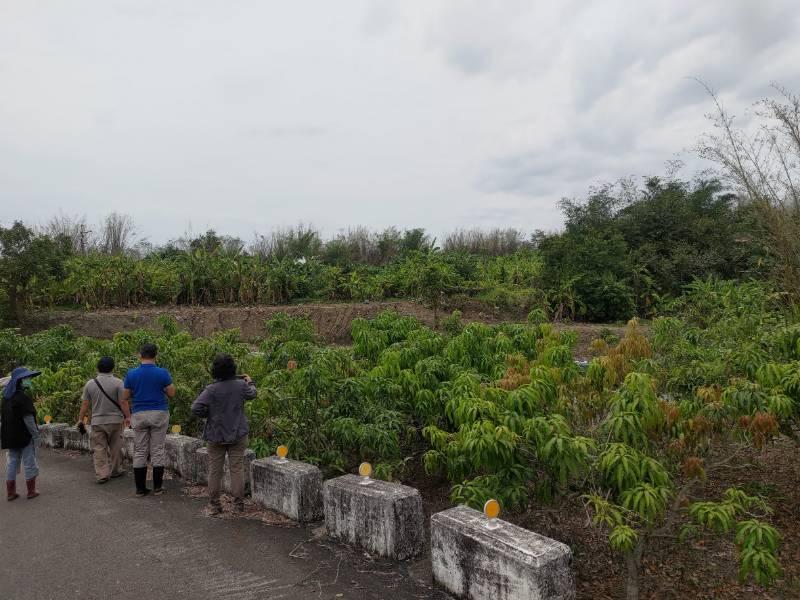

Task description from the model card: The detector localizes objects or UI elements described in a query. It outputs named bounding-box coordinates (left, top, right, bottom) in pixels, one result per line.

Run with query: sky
left=1, top=1, right=799, bottom=245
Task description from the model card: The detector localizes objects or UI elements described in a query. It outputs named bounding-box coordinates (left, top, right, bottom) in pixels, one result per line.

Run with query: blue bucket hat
left=2, top=367, right=41, bottom=400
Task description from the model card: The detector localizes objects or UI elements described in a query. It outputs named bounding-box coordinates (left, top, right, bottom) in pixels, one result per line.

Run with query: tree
left=99, top=212, right=135, bottom=255
left=537, top=195, right=634, bottom=321
left=697, top=81, right=800, bottom=298
left=44, top=213, right=93, bottom=255
left=400, top=228, right=434, bottom=255
left=536, top=176, right=754, bottom=320
left=0, top=222, right=71, bottom=323
left=397, top=251, right=457, bottom=326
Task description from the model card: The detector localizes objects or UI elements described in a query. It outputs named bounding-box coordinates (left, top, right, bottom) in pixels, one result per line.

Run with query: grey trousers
left=131, top=410, right=169, bottom=468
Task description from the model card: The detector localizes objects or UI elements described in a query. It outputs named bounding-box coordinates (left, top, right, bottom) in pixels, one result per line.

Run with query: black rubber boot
left=152, top=466, right=165, bottom=496
left=133, top=467, right=150, bottom=497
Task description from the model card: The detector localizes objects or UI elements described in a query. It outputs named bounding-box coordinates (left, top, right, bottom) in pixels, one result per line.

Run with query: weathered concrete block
left=62, top=425, right=91, bottom=452
left=122, top=428, right=135, bottom=461
left=323, top=474, right=424, bottom=560
left=39, top=423, right=69, bottom=448
left=250, top=457, right=323, bottom=522
left=431, top=505, right=574, bottom=600
left=193, top=446, right=255, bottom=494
left=164, top=434, right=203, bottom=478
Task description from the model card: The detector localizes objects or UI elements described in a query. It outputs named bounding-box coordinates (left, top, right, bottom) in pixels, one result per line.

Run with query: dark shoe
left=110, top=471, right=125, bottom=479
left=6, top=480, right=19, bottom=501
left=97, top=477, right=109, bottom=484
left=152, top=466, right=165, bottom=495
left=26, top=478, right=39, bottom=499
left=133, top=467, right=150, bottom=496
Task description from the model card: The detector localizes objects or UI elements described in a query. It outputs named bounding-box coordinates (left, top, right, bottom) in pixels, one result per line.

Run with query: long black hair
left=211, top=353, right=237, bottom=381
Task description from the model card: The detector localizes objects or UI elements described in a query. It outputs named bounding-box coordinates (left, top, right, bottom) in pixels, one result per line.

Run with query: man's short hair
left=139, top=343, right=158, bottom=359
left=97, top=356, right=115, bottom=373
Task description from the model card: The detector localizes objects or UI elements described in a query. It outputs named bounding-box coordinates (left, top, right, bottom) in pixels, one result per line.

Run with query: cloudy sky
left=1, top=1, right=799, bottom=244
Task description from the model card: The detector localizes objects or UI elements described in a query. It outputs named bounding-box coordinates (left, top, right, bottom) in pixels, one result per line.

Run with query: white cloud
left=0, top=0, right=798, bottom=242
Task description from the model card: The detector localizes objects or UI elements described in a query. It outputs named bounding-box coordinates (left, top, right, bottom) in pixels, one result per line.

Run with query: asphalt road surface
left=0, top=449, right=448, bottom=600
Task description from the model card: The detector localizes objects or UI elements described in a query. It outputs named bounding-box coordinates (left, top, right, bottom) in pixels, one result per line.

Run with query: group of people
left=2, top=343, right=256, bottom=514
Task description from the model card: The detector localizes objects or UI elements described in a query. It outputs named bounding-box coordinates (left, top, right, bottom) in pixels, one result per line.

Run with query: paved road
left=0, top=449, right=447, bottom=600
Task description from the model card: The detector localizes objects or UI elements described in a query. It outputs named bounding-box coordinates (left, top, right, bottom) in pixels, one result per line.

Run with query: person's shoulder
left=123, top=367, right=139, bottom=385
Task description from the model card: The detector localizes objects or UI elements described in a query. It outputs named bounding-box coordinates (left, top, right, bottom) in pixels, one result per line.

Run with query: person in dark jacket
left=2, top=367, right=42, bottom=501
left=191, top=354, right=256, bottom=514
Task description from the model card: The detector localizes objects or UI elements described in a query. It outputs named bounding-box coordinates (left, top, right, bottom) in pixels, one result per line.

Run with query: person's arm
left=241, top=375, right=257, bottom=401
left=23, top=414, right=39, bottom=441
left=76, top=399, right=90, bottom=427
left=118, top=384, right=131, bottom=426
left=76, top=383, right=91, bottom=426
left=163, top=370, right=176, bottom=399
left=122, top=372, right=133, bottom=409
left=191, top=386, right=210, bottom=418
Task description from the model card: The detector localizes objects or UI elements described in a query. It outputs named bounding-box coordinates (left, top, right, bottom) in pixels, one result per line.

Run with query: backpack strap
left=93, top=378, right=125, bottom=416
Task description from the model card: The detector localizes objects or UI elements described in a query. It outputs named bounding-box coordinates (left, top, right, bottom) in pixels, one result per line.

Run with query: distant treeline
left=0, top=176, right=765, bottom=324
left=3, top=83, right=798, bottom=325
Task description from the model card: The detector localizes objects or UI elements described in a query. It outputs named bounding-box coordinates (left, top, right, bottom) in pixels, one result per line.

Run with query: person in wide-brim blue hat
left=1, top=366, right=42, bottom=500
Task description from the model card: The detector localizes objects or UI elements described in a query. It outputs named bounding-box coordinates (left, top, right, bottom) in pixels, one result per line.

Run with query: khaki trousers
left=91, top=422, right=124, bottom=480
left=131, top=410, right=169, bottom=469
left=207, top=435, right=248, bottom=501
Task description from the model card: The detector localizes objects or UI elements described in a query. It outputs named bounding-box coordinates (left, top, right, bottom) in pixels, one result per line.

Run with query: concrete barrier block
left=250, top=457, right=323, bottom=522
left=193, top=446, right=255, bottom=494
left=122, top=428, right=135, bottom=461
left=62, top=425, right=91, bottom=452
left=39, top=423, right=69, bottom=448
left=323, top=474, right=424, bottom=560
left=431, top=505, right=575, bottom=600
left=164, top=434, right=203, bottom=478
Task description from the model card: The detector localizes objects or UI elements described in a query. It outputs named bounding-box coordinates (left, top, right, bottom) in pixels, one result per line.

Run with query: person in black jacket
left=1, top=367, right=42, bottom=501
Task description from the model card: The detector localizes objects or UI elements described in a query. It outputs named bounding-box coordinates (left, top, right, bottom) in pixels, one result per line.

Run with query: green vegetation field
left=3, top=279, right=799, bottom=597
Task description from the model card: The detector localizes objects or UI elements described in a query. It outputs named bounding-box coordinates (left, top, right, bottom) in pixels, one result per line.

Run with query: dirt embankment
left=22, top=301, right=631, bottom=357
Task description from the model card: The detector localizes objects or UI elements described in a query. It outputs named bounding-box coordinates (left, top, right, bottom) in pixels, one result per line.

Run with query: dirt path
left=23, top=302, right=633, bottom=358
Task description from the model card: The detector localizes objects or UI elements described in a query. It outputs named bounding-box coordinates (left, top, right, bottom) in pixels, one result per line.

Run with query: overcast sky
left=1, top=1, right=799, bottom=244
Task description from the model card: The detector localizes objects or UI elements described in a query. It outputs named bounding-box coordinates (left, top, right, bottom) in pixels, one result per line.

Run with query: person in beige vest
left=77, top=357, right=131, bottom=483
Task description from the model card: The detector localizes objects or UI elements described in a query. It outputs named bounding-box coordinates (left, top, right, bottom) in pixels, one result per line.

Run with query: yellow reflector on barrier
left=171, top=424, right=181, bottom=434
left=276, top=445, right=289, bottom=459
left=358, top=462, right=373, bottom=479
left=44, top=415, right=52, bottom=424
left=484, top=498, right=501, bottom=520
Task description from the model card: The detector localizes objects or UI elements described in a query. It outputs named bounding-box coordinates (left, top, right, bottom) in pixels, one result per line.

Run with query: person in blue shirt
left=122, top=343, right=175, bottom=497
